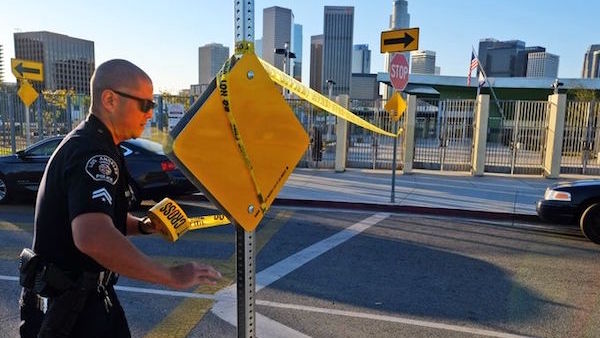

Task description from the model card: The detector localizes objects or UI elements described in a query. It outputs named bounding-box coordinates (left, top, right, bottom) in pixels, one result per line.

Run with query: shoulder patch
left=85, top=155, right=120, bottom=185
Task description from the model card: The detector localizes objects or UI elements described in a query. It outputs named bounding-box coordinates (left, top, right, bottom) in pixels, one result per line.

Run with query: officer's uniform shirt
left=33, top=114, right=130, bottom=274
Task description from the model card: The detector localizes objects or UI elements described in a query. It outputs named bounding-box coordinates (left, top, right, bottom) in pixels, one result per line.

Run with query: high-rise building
left=14, top=31, right=94, bottom=93
left=477, top=39, right=525, bottom=77
left=198, top=43, right=229, bottom=86
left=582, top=44, right=600, bottom=78
left=0, top=44, right=4, bottom=84
left=262, top=6, right=294, bottom=73
left=410, top=50, right=436, bottom=74
left=255, top=38, right=262, bottom=58
left=385, top=0, right=410, bottom=73
left=322, top=6, right=354, bottom=96
left=293, top=24, right=303, bottom=80
left=352, top=44, right=371, bottom=74
left=515, top=46, right=545, bottom=77
left=310, top=34, right=324, bottom=92
left=526, top=52, right=559, bottom=78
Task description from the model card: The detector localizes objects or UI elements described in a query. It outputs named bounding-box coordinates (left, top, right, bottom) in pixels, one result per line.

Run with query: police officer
left=20, top=59, right=221, bottom=337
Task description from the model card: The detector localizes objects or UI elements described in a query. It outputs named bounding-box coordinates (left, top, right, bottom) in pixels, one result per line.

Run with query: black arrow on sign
left=383, top=33, right=415, bottom=47
left=15, top=63, right=41, bottom=77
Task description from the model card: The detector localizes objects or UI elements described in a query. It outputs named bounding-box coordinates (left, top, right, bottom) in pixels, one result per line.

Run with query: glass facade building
left=14, top=31, right=94, bottom=94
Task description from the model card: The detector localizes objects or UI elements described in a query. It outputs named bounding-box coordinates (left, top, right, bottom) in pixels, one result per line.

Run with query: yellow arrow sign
left=17, top=80, right=39, bottom=107
left=380, top=28, right=419, bottom=53
left=11, top=58, right=44, bottom=82
left=384, top=92, right=406, bottom=122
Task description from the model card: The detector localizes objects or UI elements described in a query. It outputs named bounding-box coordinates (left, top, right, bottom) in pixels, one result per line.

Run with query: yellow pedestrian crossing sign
left=384, top=92, right=406, bottom=121
left=17, top=80, right=39, bottom=107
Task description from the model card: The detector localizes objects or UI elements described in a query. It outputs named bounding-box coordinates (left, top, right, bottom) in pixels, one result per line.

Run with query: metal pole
left=66, top=95, right=72, bottom=130
left=8, top=94, right=16, bottom=154
left=25, top=102, right=31, bottom=147
left=37, top=96, right=43, bottom=140
left=391, top=119, right=398, bottom=203
left=234, top=1, right=256, bottom=337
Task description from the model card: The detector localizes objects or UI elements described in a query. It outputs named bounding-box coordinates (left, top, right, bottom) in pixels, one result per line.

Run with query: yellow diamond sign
left=165, top=53, right=309, bottom=232
left=384, top=92, right=406, bottom=121
left=18, top=80, right=39, bottom=107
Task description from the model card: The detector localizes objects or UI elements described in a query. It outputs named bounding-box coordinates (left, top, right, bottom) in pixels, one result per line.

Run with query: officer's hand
left=168, top=262, right=222, bottom=289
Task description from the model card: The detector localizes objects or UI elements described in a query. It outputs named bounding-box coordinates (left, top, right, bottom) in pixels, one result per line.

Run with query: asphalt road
left=1, top=201, right=599, bottom=338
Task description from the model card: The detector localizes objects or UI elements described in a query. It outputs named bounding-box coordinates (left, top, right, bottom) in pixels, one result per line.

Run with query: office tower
left=435, top=66, right=441, bottom=75
left=14, top=31, right=94, bottom=93
left=582, top=44, right=600, bottom=78
left=293, top=24, right=302, bottom=80
left=477, top=39, right=526, bottom=77
left=0, top=44, right=3, bottom=84
left=198, top=43, right=229, bottom=86
left=352, top=44, right=371, bottom=74
left=385, top=1, right=410, bottom=72
left=310, top=34, right=324, bottom=92
left=255, top=38, right=262, bottom=58
left=410, top=50, right=436, bottom=74
left=526, top=52, right=559, bottom=78
left=262, top=6, right=294, bottom=73
left=322, top=6, right=354, bottom=96
left=515, top=46, right=545, bottom=77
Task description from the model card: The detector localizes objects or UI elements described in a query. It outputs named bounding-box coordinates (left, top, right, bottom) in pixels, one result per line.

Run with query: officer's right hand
left=168, top=262, right=222, bottom=289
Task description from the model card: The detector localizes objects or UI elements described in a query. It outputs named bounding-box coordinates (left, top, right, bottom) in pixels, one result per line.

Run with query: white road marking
left=0, top=211, right=532, bottom=337
left=256, top=300, right=534, bottom=338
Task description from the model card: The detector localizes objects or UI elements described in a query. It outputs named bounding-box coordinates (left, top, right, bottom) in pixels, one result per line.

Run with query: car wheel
left=0, top=175, right=9, bottom=204
left=580, top=202, right=600, bottom=244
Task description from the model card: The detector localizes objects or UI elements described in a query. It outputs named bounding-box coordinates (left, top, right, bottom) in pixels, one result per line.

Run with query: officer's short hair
left=90, top=59, right=152, bottom=110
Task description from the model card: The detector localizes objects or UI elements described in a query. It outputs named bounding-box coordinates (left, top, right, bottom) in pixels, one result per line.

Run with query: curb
left=180, top=195, right=542, bottom=223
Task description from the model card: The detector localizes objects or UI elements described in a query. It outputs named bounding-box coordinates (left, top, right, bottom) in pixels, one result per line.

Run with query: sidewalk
left=277, top=168, right=592, bottom=220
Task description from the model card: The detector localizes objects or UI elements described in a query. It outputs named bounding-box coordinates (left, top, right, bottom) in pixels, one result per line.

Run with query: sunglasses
left=111, top=89, right=156, bottom=113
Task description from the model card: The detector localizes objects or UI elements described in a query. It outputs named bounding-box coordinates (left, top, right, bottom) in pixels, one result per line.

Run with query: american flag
left=467, top=52, right=479, bottom=86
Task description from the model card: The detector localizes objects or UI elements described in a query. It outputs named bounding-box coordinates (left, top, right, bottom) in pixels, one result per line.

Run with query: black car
left=537, top=180, right=600, bottom=244
left=0, top=136, right=197, bottom=208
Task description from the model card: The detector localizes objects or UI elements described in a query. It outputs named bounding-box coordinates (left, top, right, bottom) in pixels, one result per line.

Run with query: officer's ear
left=101, top=89, right=119, bottom=113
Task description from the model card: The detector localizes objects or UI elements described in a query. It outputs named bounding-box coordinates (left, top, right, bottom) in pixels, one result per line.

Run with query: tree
left=568, top=87, right=598, bottom=102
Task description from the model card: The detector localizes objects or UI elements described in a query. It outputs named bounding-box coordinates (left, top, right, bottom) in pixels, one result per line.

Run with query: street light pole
left=274, top=42, right=296, bottom=99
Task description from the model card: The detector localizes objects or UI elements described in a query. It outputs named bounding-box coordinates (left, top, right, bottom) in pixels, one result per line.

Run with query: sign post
left=12, top=59, right=44, bottom=147
left=382, top=28, right=415, bottom=202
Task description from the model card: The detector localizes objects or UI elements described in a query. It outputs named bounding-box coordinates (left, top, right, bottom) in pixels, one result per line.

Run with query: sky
left=0, top=0, right=596, bottom=93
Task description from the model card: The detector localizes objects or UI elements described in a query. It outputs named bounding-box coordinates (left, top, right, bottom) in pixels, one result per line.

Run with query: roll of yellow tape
left=148, top=197, right=191, bottom=242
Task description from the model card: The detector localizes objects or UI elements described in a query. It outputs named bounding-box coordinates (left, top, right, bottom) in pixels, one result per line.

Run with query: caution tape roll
left=148, top=197, right=229, bottom=242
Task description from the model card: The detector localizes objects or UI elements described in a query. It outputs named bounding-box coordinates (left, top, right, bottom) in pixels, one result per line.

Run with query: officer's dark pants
left=20, top=286, right=130, bottom=338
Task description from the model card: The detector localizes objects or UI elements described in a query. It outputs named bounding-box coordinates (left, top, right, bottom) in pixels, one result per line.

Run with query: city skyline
left=0, top=0, right=597, bottom=92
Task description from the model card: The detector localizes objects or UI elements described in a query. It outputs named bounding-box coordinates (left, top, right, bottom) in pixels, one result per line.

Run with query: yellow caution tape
left=217, top=52, right=268, bottom=213
left=259, top=57, right=400, bottom=138
left=148, top=197, right=229, bottom=242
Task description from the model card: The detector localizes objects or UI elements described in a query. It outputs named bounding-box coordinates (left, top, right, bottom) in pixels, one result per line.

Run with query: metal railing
left=562, top=100, right=600, bottom=175
left=485, top=100, right=549, bottom=174
left=413, top=98, right=474, bottom=171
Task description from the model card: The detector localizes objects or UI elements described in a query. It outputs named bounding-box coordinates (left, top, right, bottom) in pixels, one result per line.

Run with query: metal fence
left=289, top=98, right=402, bottom=170
left=485, top=100, right=549, bottom=174
left=413, top=98, right=475, bottom=171
left=2, top=89, right=600, bottom=177
left=562, top=100, right=600, bottom=175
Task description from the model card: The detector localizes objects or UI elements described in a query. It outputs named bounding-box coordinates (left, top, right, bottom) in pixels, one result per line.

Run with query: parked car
left=0, top=136, right=197, bottom=208
left=536, top=180, right=600, bottom=244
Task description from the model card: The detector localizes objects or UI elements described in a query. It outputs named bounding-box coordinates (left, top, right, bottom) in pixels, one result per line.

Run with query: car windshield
left=124, top=138, right=164, bottom=155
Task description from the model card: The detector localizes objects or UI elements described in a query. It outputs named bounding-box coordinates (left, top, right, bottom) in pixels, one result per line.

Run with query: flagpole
left=472, top=47, right=505, bottom=120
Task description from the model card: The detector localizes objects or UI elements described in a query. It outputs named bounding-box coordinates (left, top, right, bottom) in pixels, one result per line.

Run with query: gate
left=485, top=100, right=548, bottom=174
left=413, top=98, right=474, bottom=171
left=291, top=99, right=336, bottom=169
left=347, top=99, right=403, bottom=169
left=561, top=100, right=600, bottom=175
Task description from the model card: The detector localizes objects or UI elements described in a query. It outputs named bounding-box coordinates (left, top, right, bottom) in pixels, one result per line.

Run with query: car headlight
left=544, top=188, right=571, bottom=201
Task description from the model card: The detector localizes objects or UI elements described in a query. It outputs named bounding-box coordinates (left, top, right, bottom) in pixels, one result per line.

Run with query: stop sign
left=389, top=53, right=409, bottom=91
